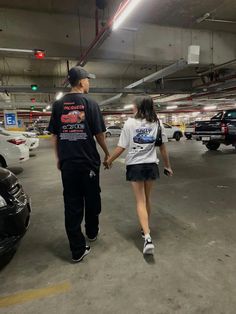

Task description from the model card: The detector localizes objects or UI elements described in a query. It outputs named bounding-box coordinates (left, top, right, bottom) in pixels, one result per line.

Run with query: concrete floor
left=0, top=138, right=236, bottom=314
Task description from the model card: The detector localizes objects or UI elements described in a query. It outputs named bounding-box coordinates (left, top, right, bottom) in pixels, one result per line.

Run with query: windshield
left=211, top=112, right=223, bottom=120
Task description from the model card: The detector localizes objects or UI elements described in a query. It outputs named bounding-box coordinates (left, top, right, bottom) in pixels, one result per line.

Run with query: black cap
left=68, top=66, right=96, bottom=85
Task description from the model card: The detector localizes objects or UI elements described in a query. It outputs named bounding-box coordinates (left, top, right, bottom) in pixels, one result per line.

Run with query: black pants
left=61, top=166, right=101, bottom=255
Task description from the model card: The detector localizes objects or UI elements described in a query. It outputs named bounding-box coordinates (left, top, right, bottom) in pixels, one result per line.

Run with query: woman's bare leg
left=144, top=180, right=154, bottom=218
left=131, top=181, right=150, bottom=235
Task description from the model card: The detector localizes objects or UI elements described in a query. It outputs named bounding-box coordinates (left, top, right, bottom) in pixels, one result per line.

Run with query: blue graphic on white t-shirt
left=133, top=133, right=155, bottom=144
left=133, top=127, right=155, bottom=144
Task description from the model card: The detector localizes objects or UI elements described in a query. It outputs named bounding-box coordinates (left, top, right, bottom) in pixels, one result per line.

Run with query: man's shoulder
left=52, top=100, right=63, bottom=111
left=78, top=94, right=98, bottom=106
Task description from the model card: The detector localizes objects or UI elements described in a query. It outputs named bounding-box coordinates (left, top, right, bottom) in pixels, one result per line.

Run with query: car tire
left=106, top=132, right=111, bottom=137
left=0, top=156, right=7, bottom=168
left=174, top=132, right=181, bottom=141
left=206, top=142, right=220, bottom=151
left=186, top=134, right=192, bottom=140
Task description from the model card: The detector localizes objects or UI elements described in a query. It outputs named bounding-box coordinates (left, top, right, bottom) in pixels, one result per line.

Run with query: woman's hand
left=164, top=167, right=173, bottom=176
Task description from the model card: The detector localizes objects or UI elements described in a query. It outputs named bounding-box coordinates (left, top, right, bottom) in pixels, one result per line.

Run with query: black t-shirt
left=48, top=93, right=106, bottom=171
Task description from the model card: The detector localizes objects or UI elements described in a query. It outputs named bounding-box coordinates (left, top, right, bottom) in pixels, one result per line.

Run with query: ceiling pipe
left=205, top=18, right=236, bottom=24
left=76, top=0, right=136, bottom=67
left=198, top=59, right=236, bottom=76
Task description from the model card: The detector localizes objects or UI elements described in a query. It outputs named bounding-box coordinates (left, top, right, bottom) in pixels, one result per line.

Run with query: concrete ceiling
left=1, top=0, right=236, bottom=32
left=1, top=0, right=236, bottom=111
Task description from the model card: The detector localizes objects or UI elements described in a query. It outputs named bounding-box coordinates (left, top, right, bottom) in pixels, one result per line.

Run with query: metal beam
left=125, top=59, right=188, bottom=89
left=100, top=59, right=190, bottom=106
left=0, top=86, right=188, bottom=95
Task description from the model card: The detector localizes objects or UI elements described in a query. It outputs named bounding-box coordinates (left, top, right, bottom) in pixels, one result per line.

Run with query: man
left=48, top=66, right=109, bottom=263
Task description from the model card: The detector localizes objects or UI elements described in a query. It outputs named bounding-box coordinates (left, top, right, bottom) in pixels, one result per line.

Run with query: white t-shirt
left=118, top=118, right=168, bottom=166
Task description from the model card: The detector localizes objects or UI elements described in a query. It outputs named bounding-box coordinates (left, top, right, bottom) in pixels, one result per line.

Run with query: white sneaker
left=143, top=238, right=154, bottom=255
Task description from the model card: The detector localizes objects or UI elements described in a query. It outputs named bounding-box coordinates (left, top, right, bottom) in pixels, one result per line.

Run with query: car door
left=163, top=123, right=173, bottom=139
left=224, top=110, right=236, bottom=141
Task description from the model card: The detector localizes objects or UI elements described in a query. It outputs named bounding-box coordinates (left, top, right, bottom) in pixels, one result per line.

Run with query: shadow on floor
left=45, top=237, right=70, bottom=262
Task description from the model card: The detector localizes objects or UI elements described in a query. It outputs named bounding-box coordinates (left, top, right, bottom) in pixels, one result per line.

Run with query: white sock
left=144, top=233, right=151, bottom=240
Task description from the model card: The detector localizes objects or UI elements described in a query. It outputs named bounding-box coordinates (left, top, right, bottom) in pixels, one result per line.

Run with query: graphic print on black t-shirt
left=48, top=93, right=106, bottom=170
left=60, top=102, right=87, bottom=142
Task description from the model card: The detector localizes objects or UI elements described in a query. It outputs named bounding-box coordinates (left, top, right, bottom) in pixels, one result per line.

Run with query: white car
left=105, top=126, right=122, bottom=137
left=163, top=123, right=183, bottom=141
left=0, top=128, right=39, bottom=151
left=0, top=131, right=29, bottom=168
left=184, top=122, right=195, bottom=139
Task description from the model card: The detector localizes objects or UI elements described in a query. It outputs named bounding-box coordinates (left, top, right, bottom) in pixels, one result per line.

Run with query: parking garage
left=0, top=1, right=236, bottom=313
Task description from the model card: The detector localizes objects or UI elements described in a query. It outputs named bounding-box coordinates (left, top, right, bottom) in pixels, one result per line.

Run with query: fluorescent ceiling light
left=166, top=105, right=178, bottom=110
left=46, top=105, right=51, bottom=110
left=124, top=104, right=133, bottom=110
left=204, top=105, right=217, bottom=110
left=56, top=92, right=63, bottom=100
left=113, top=0, right=143, bottom=31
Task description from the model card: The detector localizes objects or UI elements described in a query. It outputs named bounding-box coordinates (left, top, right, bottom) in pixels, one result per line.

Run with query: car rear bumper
left=0, top=200, right=31, bottom=256
left=19, top=145, right=30, bottom=162
left=193, top=134, right=225, bottom=141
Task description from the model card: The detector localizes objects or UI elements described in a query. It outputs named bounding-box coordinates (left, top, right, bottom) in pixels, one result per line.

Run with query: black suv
left=0, top=168, right=31, bottom=265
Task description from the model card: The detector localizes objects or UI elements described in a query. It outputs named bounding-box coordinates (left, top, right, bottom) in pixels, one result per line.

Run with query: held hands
left=103, top=154, right=112, bottom=170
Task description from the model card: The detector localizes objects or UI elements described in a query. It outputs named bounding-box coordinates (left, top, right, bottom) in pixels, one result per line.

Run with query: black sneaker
left=72, top=246, right=91, bottom=263
left=87, top=229, right=100, bottom=242
left=143, top=238, right=154, bottom=255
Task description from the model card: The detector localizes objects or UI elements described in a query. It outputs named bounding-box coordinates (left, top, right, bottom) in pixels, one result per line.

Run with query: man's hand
left=103, top=157, right=112, bottom=170
left=104, top=154, right=110, bottom=163
left=103, top=154, right=111, bottom=170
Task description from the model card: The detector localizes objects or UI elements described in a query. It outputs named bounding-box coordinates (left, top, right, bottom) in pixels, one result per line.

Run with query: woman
left=105, top=96, right=173, bottom=255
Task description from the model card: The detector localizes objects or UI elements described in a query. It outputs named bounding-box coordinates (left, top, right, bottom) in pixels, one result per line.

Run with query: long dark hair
left=134, top=96, right=157, bottom=123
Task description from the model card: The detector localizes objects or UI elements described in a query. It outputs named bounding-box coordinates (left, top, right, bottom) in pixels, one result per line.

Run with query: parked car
left=184, top=122, right=195, bottom=139
left=163, top=123, right=183, bottom=141
left=105, top=126, right=122, bottom=137
left=0, top=127, right=39, bottom=151
left=0, top=132, right=29, bottom=168
left=194, top=109, right=236, bottom=150
left=0, top=167, right=31, bottom=266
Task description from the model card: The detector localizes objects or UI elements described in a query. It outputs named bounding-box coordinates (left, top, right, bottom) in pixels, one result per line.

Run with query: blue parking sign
left=4, top=111, right=18, bottom=128
left=6, top=113, right=17, bottom=126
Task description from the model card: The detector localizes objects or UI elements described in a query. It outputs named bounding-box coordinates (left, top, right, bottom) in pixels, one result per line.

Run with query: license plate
left=202, top=137, right=210, bottom=141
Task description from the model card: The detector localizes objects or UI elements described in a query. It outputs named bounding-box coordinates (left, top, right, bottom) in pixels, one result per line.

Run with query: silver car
left=105, top=126, right=122, bottom=137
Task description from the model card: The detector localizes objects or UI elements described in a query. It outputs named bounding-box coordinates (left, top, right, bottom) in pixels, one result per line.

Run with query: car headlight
left=0, top=195, right=7, bottom=208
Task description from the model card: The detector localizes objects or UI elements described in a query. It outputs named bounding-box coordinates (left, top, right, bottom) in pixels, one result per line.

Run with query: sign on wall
left=4, top=110, right=18, bottom=129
